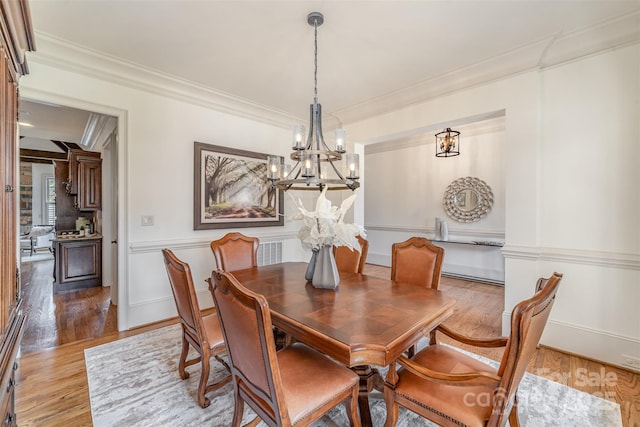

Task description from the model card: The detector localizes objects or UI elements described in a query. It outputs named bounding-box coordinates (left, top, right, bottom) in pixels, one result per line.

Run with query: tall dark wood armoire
left=0, top=0, right=35, bottom=424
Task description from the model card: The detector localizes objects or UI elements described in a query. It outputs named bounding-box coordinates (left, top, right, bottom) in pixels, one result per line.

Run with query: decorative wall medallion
left=443, top=177, right=493, bottom=222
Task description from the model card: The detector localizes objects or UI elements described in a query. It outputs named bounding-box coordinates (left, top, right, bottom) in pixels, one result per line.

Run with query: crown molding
left=29, top=32, right=300, bottom=130
left=335, top=11, right=640, bottom=125
left=539, top=10, right=640, bottom=68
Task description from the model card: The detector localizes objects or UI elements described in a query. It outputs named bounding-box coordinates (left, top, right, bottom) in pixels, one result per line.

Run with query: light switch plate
left=141, top=215, right=154, bottom=226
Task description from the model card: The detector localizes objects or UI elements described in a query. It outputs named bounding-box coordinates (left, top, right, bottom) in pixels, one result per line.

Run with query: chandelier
left=435, top=127, right=460, bottom=158
left=267, top=12, right=360, bottom=192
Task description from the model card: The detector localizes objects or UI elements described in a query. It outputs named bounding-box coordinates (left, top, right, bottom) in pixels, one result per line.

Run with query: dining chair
left=161, top=249, right=231, bottom=408
left=210, top=232, right=259, bottom=271
left=333, top=235, right=369, bottom=274
left=209, top=270, right=361, bottom=427
left=390, top=236, right=444, bottom=289
left=383, top=272, right=563, bottom=427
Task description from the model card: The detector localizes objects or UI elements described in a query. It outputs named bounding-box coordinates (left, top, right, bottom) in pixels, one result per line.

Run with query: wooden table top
left=231, top=262, right=456, bottom=367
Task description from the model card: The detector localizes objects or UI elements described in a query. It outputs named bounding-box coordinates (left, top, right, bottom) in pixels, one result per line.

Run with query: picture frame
left=194, top=142, right=284, bottom=230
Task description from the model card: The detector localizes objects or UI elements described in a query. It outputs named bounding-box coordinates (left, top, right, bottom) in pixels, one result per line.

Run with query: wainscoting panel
left=502, top=245, right=640, bottom=370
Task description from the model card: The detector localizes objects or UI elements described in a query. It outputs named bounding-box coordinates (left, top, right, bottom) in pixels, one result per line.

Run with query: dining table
left=231, top=262, right=456, bottom=426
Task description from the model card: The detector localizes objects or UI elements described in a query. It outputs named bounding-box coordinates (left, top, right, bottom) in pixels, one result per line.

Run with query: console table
left=431, top=238, right=504, bottom=247
left=430, top=238, right=505, bottom=284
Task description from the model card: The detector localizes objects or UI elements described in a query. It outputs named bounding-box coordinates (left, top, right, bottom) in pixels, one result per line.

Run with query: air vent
left=257, top=241, right=282, bottom=266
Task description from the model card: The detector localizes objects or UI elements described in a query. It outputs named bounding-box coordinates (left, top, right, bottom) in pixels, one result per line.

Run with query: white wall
left=21, top=53, right=306, bottom=330
left=345, top=45, right=640, bottom=369
left=535, top=45, right=640, bottom=366
left=363, top=118, right=506, bottom=283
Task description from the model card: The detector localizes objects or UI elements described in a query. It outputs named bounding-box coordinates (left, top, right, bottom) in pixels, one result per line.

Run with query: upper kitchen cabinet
left=66, top=149, right=102, bottom=210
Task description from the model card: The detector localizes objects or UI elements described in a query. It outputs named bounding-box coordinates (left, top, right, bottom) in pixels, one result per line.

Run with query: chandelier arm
left=315, top=103, right=333, bottom=153
left=315, top=103, right=322, bottom=151
left=290, top=160, right=303, bottom=180
left=326, top=157, right=347, bottom=181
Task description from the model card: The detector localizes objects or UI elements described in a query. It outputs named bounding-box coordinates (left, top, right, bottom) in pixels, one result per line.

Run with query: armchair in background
left=20, top=225, right=55, bottom=256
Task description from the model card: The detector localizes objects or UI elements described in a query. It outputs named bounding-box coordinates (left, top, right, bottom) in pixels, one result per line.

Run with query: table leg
left=352, top=365, right=383, bottom=427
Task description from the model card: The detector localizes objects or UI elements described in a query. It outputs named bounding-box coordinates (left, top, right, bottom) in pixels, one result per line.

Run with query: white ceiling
left=21, top=0, right=640, bottom=143
left=19, top=100, right=90, bottom=149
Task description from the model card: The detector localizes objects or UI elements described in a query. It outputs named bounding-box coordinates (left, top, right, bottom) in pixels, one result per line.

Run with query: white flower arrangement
left=289, top=187, right=366, bottom=251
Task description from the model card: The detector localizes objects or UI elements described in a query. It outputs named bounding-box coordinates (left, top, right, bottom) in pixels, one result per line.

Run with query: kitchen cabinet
left=53, top=237, right=103, bottom=293
left=77, top=157, right=101, bottom=210
left=65, top=149, right=101, bottom=210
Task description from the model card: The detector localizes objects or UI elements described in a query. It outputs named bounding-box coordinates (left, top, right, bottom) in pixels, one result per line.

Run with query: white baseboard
left=126, top=289, right=214, bottom=329
left=503, top=311, right=640, bottom=372
left=367, top=252, right=391, bottom=267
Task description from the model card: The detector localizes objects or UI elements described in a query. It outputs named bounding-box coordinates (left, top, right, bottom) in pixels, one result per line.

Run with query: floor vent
left=257, top=241, right=283, bottom=266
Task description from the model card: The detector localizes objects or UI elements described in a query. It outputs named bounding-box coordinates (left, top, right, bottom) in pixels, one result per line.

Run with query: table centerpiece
left=290, top=187, right=365, bottom=289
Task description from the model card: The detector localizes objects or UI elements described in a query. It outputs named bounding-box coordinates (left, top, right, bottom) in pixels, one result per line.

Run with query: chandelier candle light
left=267, top=12, right=360, bottom=192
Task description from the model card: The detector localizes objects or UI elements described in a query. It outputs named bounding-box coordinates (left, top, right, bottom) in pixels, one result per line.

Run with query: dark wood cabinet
left=65, top=149, right=101, bottom=210
left=77, top=157, right=101, bottom=210
left=0, top=314, right=24, bottom=427
left=53, top=160, right=77, bottom=231
left=53, top=237, right=103, bottom=293
left=0, top=1, right=35, bottom=424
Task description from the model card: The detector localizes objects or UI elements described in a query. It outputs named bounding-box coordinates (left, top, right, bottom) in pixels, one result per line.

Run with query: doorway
left=18, top=98, right=120, bottom=353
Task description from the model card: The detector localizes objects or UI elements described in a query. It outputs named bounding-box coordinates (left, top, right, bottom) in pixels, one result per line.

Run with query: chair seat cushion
left=277, top=343, right=359, bottom=425
left=202, top=312, right=225, bottom=349
left=395, top=344, right=498, bottom=427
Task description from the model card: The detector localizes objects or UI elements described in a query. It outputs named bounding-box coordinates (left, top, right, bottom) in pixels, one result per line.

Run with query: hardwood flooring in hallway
left=19, top=258, right=118, bottom=354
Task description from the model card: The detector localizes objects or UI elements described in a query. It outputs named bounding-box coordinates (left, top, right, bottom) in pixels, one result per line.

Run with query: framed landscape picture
left=194, top=142, right=284, bottom=230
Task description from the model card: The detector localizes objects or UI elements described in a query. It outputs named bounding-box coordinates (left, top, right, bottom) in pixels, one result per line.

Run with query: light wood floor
left=15, top=261, right=639, bottom=426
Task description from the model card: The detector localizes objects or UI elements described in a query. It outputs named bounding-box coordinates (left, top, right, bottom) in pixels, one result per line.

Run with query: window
left=43, top=175, right=56, bottom=226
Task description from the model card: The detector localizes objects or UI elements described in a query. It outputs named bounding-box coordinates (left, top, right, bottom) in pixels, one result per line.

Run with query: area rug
left=85, top=324, right=622, bottom=427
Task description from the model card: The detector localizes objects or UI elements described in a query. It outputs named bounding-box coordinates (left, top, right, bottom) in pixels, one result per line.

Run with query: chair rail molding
left=365, top=224, right=505, bottom=240
left=502, top=245, right=640, bottom=270
left=129, top=230, right=299, bottom=254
